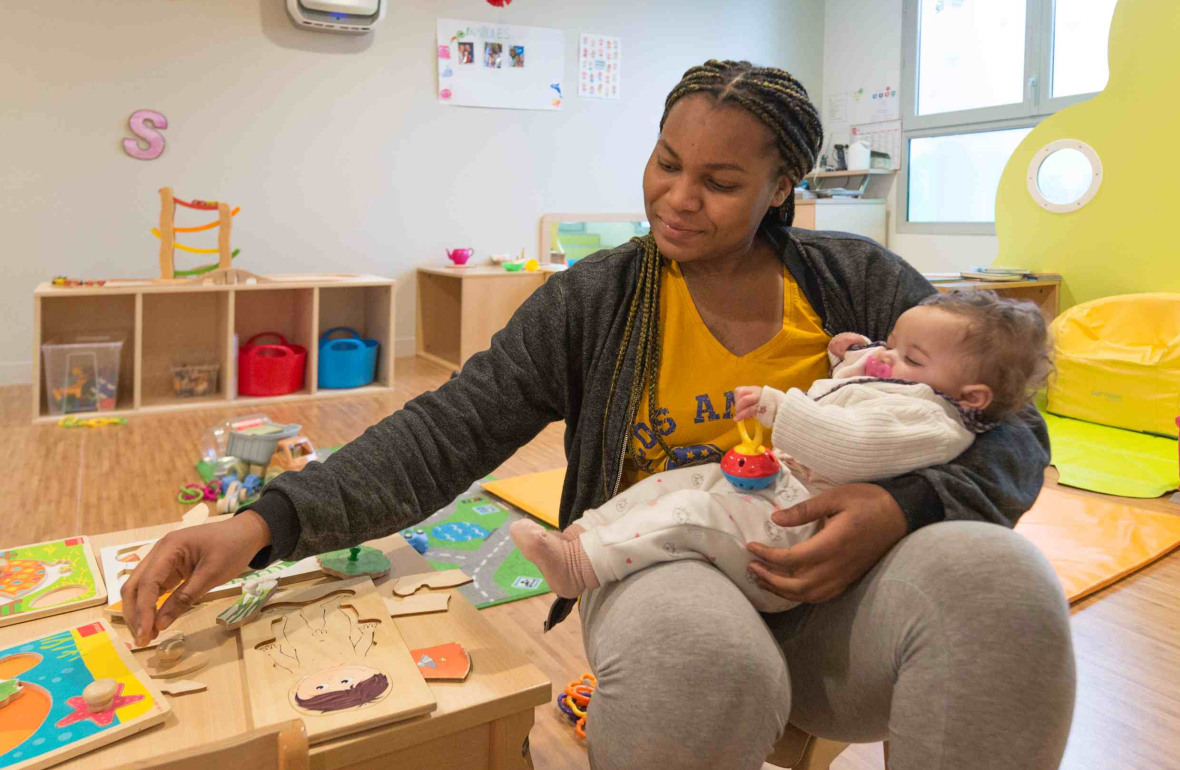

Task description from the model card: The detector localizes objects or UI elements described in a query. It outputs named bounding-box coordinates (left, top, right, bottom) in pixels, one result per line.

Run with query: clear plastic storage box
left=41, top=334, right=124, bottom=415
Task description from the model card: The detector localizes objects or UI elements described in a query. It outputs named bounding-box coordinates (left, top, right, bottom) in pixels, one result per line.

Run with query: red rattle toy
left=720, top=419, right=780, bottom=491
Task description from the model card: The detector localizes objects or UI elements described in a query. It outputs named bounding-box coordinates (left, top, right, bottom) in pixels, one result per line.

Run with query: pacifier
left=864, top=355, right=893, bottom=379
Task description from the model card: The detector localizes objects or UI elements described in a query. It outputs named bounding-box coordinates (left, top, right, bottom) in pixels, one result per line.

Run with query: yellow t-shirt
left=624, top=260, right=831, bottom=484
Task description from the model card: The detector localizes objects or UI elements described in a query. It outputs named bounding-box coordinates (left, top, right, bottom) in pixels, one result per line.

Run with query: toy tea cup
left=446, top=248, right=474, bottom=266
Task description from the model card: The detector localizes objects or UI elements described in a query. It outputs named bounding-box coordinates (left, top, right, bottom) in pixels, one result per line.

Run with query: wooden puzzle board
left=239, top=576, right=436, bottom=744
left=0, top=619, right=170, bottom=769
left=0, top=538, right=107, bottom=629
left=99, top=540, right=320, bottom=606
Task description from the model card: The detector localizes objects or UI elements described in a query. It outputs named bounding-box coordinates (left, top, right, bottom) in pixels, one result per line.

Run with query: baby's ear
left=959, top=383, right=993, bottom=411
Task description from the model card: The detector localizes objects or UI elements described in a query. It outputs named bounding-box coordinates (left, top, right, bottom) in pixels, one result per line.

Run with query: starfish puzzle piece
left=56, top=682, right=144, bottom=728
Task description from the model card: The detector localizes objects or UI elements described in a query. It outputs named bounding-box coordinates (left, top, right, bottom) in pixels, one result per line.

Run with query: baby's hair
left=293, top=672, right=389, bottom=713
left=919, top=290, right=1053, bottom=419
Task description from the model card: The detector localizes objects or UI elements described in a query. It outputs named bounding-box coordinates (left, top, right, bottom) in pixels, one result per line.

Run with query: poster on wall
left=851, top=120, right=901, bottom=170
left=437, top=18, right=564, bottom=110
left=578, top=33, right=620, bottom=100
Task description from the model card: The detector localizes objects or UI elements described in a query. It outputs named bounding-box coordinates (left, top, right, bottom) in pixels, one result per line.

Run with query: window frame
left=898, top=0, right=1107, bottom=234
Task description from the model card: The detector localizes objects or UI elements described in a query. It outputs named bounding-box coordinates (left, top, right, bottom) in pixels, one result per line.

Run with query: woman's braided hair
left=600, top=60, right=824, bottom=495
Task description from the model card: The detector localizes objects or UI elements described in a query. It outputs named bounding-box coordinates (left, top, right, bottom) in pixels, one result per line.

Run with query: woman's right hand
left=121, top=511, right=272, bottom=646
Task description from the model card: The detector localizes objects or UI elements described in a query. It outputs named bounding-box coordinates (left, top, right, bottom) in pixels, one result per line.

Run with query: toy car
left=270, top=435, right=317, bottom=472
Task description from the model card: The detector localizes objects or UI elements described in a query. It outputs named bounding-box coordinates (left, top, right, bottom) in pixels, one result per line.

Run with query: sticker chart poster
left=579, top=33, right=620, bottom=100
left=437, top=18, right=565, bottom=110
left=0, top=622, right=166, bottom=769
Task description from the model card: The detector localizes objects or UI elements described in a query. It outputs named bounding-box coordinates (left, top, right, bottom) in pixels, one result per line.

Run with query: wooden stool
left=766, top=724, right=849, bottom=769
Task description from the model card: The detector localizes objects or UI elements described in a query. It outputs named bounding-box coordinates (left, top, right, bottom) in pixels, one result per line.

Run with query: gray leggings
left=579, top=521, right=1076, bottom=769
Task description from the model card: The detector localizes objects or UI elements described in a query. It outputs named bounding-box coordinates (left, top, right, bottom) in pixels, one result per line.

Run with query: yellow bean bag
left=1047, top=293, right=1180, bottom=438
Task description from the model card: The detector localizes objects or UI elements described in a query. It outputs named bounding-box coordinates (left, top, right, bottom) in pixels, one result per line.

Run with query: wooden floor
left=2, top=356, right=1178, bottom=770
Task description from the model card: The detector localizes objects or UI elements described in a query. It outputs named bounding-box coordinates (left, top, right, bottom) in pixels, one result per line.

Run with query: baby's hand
left=734, top=386, right=763, bottom=422
left=828, top=332, right=871, bottom=360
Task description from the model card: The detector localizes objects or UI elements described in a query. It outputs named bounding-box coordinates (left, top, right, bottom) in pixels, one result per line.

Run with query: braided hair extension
left=661, top=60, right=824, bottom=243
left=599, top=61, right=823, bottom=497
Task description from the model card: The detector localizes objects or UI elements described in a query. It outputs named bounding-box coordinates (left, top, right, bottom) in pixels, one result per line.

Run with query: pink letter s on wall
left=123, top=110, right=168, bottom=160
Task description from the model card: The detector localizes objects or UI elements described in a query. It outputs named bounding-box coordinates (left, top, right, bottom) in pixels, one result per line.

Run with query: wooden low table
left=0, top=524, right=551, bottom=770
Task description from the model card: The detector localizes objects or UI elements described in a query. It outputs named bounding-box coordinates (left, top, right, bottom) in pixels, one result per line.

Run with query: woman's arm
left=251, top=274, right=572, bottom=562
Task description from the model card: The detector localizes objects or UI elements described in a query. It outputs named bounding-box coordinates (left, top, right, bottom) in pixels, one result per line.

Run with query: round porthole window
left=1027, top=139, right=1102, bottom=213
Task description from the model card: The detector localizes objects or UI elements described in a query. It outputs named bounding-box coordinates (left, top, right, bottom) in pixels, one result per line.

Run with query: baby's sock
left=509, top=519, right=599, bottom=598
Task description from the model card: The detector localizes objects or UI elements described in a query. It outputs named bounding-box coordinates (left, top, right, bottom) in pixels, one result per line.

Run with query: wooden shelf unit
left=32, top=275, right=395, bottom=423
left=416, top=266, right=545, bottom=371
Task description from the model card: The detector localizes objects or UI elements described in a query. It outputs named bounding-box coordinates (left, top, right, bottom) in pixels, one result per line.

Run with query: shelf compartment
left=141, top=292, right=230, bottom=408
left=233, top=288, right=316, bottom=396
left=317, top=285, right=395, bottom=388
left=38, top=294, right=136, bottom=417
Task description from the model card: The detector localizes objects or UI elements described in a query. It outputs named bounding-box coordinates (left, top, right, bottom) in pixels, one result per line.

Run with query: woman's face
left=643, top=93, right=790, bottom=263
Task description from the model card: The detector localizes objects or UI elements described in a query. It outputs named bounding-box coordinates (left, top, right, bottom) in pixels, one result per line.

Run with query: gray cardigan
left=249, top=230, right=1050, bottom=629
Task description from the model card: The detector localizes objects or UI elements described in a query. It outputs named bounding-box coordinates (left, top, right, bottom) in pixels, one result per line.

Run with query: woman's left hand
left=746, top=483, right=908, bottom=604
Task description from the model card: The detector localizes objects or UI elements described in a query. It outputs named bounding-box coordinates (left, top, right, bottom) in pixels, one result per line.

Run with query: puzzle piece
left=392, top=569, right=472, bottom=597
left=385, top=593, right=450, bottom=617
left=217, top=578, right=279, bottom=630
left=411, top=642, right=471, bottom=681
left=317, top=545, right=392, bottom=579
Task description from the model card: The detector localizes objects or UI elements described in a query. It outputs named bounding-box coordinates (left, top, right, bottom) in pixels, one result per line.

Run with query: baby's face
left=873, top=306, right=979, bottom=398
left=294, top=664, right=381, bottom=702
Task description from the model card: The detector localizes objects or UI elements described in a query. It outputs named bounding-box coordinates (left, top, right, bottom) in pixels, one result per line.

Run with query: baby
left=511, top=290, right=1052, bottom=611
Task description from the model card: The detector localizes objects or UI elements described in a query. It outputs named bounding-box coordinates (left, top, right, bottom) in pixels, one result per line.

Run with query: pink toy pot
left=446, top=248, right=474, bottom=266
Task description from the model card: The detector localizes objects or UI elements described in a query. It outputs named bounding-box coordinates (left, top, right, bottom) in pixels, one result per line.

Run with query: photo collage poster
left=437, top=18, right=565, bottom=110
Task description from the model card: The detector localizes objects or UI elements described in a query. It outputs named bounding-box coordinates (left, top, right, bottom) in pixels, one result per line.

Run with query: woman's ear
left=769, top=176, right=791, bottom=208
left=958, top=383, right=993, bottom=412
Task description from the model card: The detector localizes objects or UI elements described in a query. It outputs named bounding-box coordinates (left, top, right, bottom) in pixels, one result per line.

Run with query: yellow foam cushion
left=481, top=468, right=565, bottom=527
left=1047, top=293, right=1180, bottom=438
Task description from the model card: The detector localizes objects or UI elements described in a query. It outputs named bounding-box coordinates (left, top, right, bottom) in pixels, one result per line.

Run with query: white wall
left=0, top=0, right=824, bottom=385
left=821, top=0, right=999, bottom=272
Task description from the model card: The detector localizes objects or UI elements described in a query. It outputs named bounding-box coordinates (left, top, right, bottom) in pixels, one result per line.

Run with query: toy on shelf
left=0, top=620, right=170, bottom=769
left=402, top=528, right=429, bottom=555
left=318, top=327, right=379, bottom=389
left=170, top=361, right=220, bottom=397
left=720, top=420, right=781, bottom=491
left=237, top=577, right=436, bottom=744
left=556, top=673, right=596, bottom=740
left=42, top=336, right=123, bottom=416
left=270, top=435, right=318, bottom=472
left=317, top=545, right=391, bottom=579
left=238, top=333, right=308, bottom=397
left=152, top=186, right=267, bottom=286
left=445, top=247, right=474, bottom=266
left=51, top=276, right=107, bottom=288
left=0, top=537, right=107, bottom=628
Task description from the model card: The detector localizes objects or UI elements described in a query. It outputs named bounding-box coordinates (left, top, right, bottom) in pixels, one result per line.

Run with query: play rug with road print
left=413, top=479, right=551, bottom=609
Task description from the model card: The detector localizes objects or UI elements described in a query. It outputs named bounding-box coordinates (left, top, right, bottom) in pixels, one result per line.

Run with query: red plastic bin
left=238, top=333, right=307, bottom=396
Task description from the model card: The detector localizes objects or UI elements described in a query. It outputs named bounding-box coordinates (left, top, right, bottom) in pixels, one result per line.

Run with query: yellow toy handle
left=734, top=419, right=766, bottom=456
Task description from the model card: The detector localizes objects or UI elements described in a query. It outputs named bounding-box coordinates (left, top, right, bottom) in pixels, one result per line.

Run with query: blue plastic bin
left=317, top=327, right=379, bottom=389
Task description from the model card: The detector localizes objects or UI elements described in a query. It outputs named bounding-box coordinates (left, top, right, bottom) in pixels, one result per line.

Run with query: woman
left=123, top=61, right=1075, bottom=768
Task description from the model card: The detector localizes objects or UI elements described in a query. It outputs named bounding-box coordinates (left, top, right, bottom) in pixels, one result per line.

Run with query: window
left=899, top=0, right=1116, bottom=233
